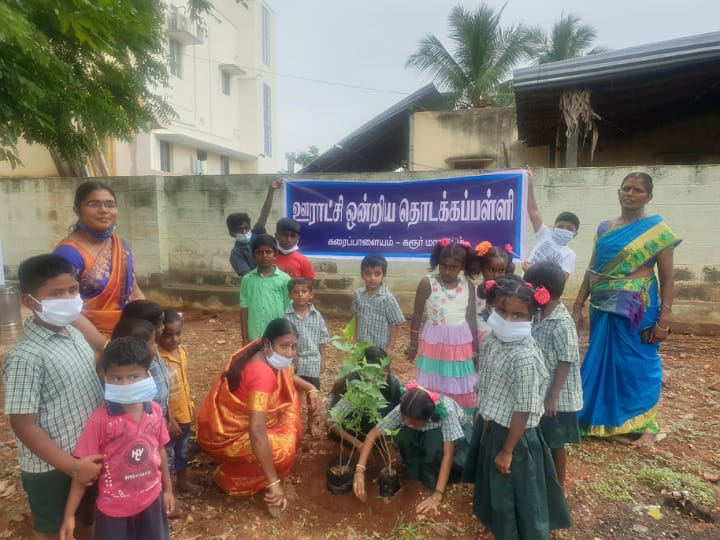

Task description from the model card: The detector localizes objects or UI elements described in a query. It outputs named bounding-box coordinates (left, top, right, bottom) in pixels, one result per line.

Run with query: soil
left=1, top=311, right=719, bottom=539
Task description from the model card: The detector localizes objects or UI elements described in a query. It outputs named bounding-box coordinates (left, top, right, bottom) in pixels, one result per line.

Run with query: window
left=220, top=156, right=230, bottom=175
left=261, top=6, right=271, bottom=66
left=263, top=84, right=272, bottom=157
left=221, top=71, right=231, bottom=95
left=169, top=39, right=183, bottom=78
left=159, top=141, right=171, bottom=172
left=196, top=149, right=207, bottom=161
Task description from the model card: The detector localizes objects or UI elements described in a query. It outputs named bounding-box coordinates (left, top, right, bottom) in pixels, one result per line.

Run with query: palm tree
left=526, top=13, right=605, bottom=64
left=406, top=3, right=530, bottom=109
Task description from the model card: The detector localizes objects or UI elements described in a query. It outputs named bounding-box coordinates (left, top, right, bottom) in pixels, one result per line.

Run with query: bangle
left=655, top=322, right=670, bottom=332
left=410, top=329, right=420, bottom=334
left=355, top=464, right=367, bottom=472
left=661, top=303, right=673, bottom=311
left=574, top=300, right=585, bottom=307
left=434, top=488, right=444, bottom=496
left=307, top=388, right=319, bottom=393
left=408, top=345, right=418, bottom=351
left=267, top=479, right=281, bottom=488
left=69, top=458, right=78, bottom=478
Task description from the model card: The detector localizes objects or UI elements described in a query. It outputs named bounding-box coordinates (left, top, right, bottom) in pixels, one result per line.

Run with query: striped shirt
left=376, top=396, right=468, bottom=442
left=477, top=335, right=549, bottom=429
left=284, top=303, right=330, bottom=378
left=2, top=318, right=104, bottom=472
left=532, top=303, right=583, bottom=412
left=351, top=283, right=405, bottom=350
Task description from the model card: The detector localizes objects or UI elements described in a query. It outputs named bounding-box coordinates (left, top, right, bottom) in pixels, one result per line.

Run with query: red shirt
left=276, top=251, right=316, bottom=279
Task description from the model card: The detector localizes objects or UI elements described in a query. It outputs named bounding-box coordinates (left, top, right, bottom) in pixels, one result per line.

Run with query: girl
left=473, top=241, right=515, bottom=344
left=464, top=274, right=571, bottom=539
left=353, top=384, right=472, bottom=515
left=407, top=239, right=477, bottom=413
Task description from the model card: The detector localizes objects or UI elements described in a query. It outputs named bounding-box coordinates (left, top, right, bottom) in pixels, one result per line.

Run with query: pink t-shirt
left=276, top=251, right=316, bottom=279
left=74, top=402, right=170, bottom=518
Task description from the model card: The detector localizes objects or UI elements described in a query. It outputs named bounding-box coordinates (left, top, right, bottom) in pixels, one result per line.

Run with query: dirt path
left=1, top=311, right=719, bottom=539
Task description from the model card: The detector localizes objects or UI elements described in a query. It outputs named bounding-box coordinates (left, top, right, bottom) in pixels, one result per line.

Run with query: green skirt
left=463, top=420, right=571, bottom=540
left=539, top=412, right=581, bottom=449
left=395, top=423, right=472, bottom=491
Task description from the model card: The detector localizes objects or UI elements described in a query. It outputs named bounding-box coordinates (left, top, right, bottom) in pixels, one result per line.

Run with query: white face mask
left=266, top=345, right=294, bottom=370
left=487, top=310, right=532, bottom=342
left=277, top=244, right=298, bottom=255
left=551, top=227, right=574, bottom=246
left=236, top=232, right=252, bottom=243
left=104, top=376, right=157, bottom=404
left=31, top=294, right=83, bottom=327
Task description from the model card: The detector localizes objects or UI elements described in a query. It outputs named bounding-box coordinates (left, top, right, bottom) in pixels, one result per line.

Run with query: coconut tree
left=406, top=3, right=530, bottom=108
left=526, top=13, right=605, bottom=64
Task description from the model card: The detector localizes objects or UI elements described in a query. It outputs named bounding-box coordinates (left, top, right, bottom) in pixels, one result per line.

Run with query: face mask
left=551, top=227, right=574, bottom=246
left=487, top=310, right=532, bottom=342
left=277, top=244, right=298, bottom=255
left=266, top=345, right=294, bottom=370
left=104, top=376, right=157, bottom=404
left=236, top=232, right=252, bottom=243
left=31, top=294, right=83, bottom=327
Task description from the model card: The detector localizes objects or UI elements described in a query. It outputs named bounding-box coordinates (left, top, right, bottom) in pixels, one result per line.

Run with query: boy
left=524, top=261, right=583, bottom=490
left=523, top=166, right=580, bottom=279
left=239, top=233, right=291, bottom=343
left=59, top=337, right=174, bottom=540
left=351, top=254, right=405, bottom=355
left=3, top=254, right=104, bottom=540
left=227, top=179, right=281, bottom=277
left=284, top=277, right=329, bottom=436
left=275, top=217, right=316, bottom=279
left=158, top=310, right=201, bottom=494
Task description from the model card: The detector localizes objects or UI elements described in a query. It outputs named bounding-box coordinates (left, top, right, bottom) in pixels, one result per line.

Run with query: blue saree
left=579, top=215, right=681, bottom=437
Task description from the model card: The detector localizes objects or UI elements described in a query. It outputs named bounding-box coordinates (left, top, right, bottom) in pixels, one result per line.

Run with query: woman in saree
left=572, top=172, right=681, bottom=448
left=197, top=318, right=319, bottom=514
left=55, top=181, right=143, bottom=351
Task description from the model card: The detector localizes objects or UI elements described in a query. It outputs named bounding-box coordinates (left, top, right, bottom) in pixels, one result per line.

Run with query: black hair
left=328, top=346, right=390, bottom=408
left=111, top=317, right=155, bottom=342
left=486, top=274, right=540, bottom=313
left=523, top=261, right=566, bottom=299
left=73, top=181, right=117, bottom=212
left=621, top=172, right=654, bottom=195
left=474, top=245, right=515, bottom=299
left=400, top=388, right=439, bottom=422
left=163, top=309, right=183, bottom=325
left=101, top=336, right=153, bottom=372
left=360, top=253, right=387, bottom=275
left=226, top=212, right=251, bottom=233
left=429, top=240, right=475, bottom=278
left=554, top=211, right=580, bottom=231
left=250, top=233, right=277, bottom=254
left=288, top=277, right=314, bottom=293
left=364, top=346, right=388, bottom=365
left=276, top=217, right=301, bottom=234
left=121, top=300, right=164, bottom=327
left=18, top=254, right=75, bottom=294
left=223, top=318, right=298, bottom=392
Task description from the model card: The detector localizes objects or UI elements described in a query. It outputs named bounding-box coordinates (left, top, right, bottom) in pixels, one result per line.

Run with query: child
left=112, top=317, right=157, bottom=356
left=227, top=179, right=281, bottom=277
left=464, top=274, right=571, bottom=539
left=120, top=300, right=171, bottom=424
left=3, top=254, right=104, bottom=540
left=407, top=239, right=477, bottom=413
left=275, top=217, right=316, bottom=279
left=523, top=167, right=580, bottom=279
left=59, top=337, right=174, bottom=540
left=158, top=310, right=201, bottom=494
left=353, top=384, right=472, bottom=516
left=350, top=253, right=405, bottom=354
left=473, top=242, right=515, bottom=344
left=283, top=278, right=329, bottom=436
left=524, top=261, right=582, bottom=489
left=240, top=233, right=291, bottom=343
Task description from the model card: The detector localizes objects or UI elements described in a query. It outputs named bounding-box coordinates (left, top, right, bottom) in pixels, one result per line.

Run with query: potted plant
left=375, top=426, right=401, bottom=497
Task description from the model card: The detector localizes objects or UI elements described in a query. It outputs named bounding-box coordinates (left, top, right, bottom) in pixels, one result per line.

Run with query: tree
left=526, top=13, right=605, bottom=64
left=0, top=0, right=173, bottom=172
left=294, top=145, right=320, bottom=169
left=406, top=3, right=530, bottom=108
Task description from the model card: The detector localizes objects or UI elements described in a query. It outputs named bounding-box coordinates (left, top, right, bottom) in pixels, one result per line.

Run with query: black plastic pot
left=326, top=456, right=354, bottom=495
left=378, top=466, right=401, bottom=498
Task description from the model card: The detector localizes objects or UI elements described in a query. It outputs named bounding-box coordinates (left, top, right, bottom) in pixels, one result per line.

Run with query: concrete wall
left=1, top=166, right=718, bottom=329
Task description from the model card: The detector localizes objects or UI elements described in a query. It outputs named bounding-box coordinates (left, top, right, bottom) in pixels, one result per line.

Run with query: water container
left=0, top=285, right=22, bottom=328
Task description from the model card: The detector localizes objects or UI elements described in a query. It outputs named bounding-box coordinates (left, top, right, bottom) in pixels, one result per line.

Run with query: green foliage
left=637, top=467, right=716, bottom=507
left=0, top=0, right=174, bottom=167
left=525, top=13, right=605, bottom=64
left=294, top=145, right=320, bottom=168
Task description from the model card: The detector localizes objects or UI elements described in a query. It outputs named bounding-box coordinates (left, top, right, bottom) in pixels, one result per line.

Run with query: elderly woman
left=55, top=181, right=143, bottom=351
left=197, top=318, right=318, bottom=514
left=572, top=172, right=681, bottom=448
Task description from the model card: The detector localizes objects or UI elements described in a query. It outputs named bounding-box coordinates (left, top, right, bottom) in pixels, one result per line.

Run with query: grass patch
left=636, top=467, right=716, bottom=507
left=588, top=462, right=637, bottom=502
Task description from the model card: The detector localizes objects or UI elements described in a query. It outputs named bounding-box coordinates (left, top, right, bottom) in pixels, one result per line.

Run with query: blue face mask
left=266, top=345, right=294, bottom=370
left=104, top=376, right=157, bottom=404
left=551, top=227, right=574, bottom=246
left=236, top=232, right=252, bottom=244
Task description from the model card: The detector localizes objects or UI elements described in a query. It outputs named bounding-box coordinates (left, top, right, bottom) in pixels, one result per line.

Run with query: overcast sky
left=271, top=0, right=719, bottom=171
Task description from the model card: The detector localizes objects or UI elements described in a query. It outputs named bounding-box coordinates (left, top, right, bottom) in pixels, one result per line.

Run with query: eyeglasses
left=85, top=201, right=118, bottom=209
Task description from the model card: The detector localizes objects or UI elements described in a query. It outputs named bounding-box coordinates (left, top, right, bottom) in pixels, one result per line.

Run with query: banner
left=283, top=171, right=527, bottom=259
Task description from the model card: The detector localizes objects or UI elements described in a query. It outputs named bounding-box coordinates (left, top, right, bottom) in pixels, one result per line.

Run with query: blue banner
left=283, top=171, right=528, bottom=259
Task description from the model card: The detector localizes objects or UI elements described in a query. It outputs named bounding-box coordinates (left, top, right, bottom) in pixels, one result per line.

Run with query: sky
left=271, top=0, right=720, bottom=171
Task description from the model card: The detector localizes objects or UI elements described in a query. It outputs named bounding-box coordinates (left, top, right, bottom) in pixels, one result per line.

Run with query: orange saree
left=197, top=344, right=302, bottom=496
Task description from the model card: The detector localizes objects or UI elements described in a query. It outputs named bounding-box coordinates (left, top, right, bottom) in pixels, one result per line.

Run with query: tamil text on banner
left=283, top=171, right=528, bottom=259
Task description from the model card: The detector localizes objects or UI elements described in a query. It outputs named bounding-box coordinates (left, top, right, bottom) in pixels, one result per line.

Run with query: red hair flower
left=404, top=381, right=440, bottom=404
left=438, top=238, right=451, bottom=247
left=475, top=241, right=492, bottom=256
left=504, top=243, right=515, bottom=255
left=533, top=286, right=551, bottom=306
left=484, top=279, right=496, bottom=292
left=427, top=391, right=440, bottom=405
left=459, top=241, right=471, bottom=249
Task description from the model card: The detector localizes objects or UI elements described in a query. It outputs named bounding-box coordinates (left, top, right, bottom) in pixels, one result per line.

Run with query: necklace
left=437, top=275, right=461, bottom=299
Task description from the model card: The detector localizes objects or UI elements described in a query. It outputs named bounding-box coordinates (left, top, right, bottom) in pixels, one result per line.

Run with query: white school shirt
left=527, top=224, right=576, bottom=275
